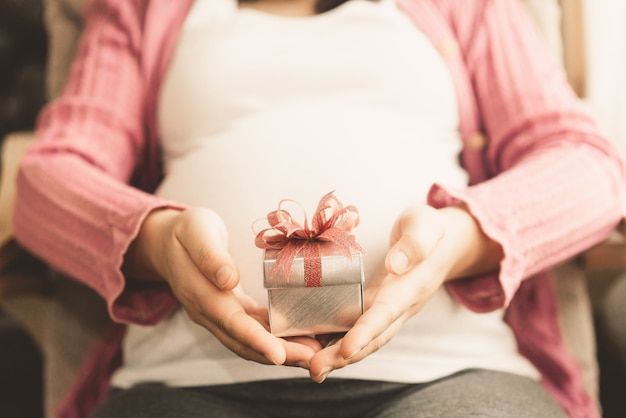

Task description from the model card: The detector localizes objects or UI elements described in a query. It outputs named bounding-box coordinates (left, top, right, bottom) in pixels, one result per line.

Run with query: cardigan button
left=438, top=39, right=460, bottom=58
left=468, top=132, right=487, bottom=151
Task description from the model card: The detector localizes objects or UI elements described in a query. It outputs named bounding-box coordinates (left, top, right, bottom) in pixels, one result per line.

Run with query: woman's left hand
left=308, top=204, right=502, bottom=382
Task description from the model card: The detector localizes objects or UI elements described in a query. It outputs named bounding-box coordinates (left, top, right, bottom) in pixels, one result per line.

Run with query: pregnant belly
left=156, top=104, right=466, bottom=303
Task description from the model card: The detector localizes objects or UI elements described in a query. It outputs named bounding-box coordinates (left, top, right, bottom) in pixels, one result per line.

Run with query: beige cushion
left=0, top=133, right=33, bottom=260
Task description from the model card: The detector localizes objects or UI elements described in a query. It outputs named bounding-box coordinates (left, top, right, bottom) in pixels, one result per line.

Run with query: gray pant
left=90, top=369, right=567, bottom=418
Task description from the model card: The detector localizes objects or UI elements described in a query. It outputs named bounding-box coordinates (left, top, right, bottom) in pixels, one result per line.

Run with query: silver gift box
left=263, top=244, right=364, bottom=337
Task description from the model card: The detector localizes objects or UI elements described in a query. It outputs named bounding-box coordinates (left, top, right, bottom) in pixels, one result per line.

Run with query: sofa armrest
left=0, top=132, right=47, bottom=301
left=0, top=133, right=34, bottom=261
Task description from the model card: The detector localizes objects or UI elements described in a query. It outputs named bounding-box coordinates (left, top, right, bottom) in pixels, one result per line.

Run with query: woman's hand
left=123, top=207, right=321, bottom=368
left=308, top=204, right=503, bottom=382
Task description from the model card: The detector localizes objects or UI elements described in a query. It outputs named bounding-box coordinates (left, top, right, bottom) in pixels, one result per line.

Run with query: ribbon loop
left=255, top=191, right=364, bottom=285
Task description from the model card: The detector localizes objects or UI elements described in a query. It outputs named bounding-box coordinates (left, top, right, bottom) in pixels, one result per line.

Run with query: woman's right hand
left=123, top=207, right=321, bottom=368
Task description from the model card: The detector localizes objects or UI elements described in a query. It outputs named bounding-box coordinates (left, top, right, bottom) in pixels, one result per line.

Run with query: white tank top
left=111, top=0, right=539, bottom=388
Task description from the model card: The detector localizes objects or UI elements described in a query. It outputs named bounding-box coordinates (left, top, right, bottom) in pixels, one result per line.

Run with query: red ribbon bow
left=255, top=191, right=365, bottom=287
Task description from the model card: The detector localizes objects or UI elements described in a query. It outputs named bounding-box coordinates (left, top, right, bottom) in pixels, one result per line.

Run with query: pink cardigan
left=13, top=0, right=625, bottom=417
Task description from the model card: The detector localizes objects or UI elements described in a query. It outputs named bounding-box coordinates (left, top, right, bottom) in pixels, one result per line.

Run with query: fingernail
left=316, top=367, right=332, bottom=383
left=389, top=250, right=409, bottom=274
left=317, top=366, right=332, bottom=377
left=216, top=265, right=234, bottom=289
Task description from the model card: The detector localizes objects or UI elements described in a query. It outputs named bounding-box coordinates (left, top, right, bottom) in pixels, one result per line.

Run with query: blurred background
left=0, top=1, right=46, bottom=418
left=0, top=0, right=47, bottom=144
left=584, top=0, right=626, bottom=159
left=0, top=0, right=625, bottom=417
left=568, top=2, right=626, bottom=415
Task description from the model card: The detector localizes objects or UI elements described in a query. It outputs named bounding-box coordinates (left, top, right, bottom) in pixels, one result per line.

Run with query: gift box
left=255, top=191, right=366, bottom=337
left=263, top=243, right=364, bottom=337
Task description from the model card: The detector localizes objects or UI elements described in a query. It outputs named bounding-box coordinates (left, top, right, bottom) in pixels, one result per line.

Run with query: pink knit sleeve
left=429, top=0, right=625, bottom=312
left=13, top=0, right=179, bottom=325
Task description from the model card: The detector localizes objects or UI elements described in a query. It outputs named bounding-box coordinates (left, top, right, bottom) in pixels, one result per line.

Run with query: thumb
left=386, top=234, right=423, bottom=276
left=179, top=208, right=240, bottom=291
left=385, top=206, right=445, bottom=276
